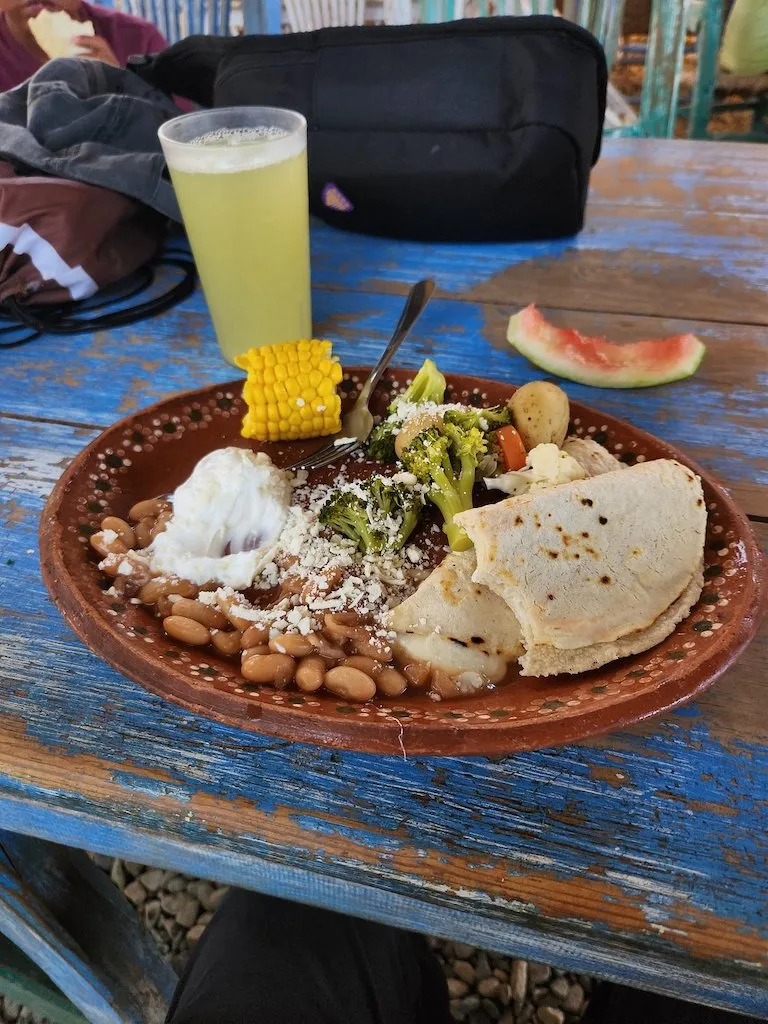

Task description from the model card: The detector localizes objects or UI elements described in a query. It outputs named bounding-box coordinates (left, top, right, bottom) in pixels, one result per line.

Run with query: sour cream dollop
left=149, top=448, right=292, bottom=589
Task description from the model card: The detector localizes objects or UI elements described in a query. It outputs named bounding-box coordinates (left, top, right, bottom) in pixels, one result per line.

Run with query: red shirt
left=0, top=2, right=169, bottom=93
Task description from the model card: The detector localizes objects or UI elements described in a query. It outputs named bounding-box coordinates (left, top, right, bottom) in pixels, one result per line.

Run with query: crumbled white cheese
left=392, top=472, right=418, bottom=487
left=385, top=401, right=467, bottom=427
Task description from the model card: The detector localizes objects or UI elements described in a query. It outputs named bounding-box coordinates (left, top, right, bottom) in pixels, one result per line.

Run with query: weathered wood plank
left=0, top=833, right=175, bottom=1023
left=0, top=415, right=765, bottom=1014
left=0, top=841, right=170, bottom=1024
left=3, top=292, right=765, bottom=516
left=309, top=207, right=768, bottom=324
left=588, top=139, right=768, bottom=214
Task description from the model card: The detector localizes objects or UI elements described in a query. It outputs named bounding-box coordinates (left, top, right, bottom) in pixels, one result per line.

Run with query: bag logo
left=322, top=183, right=353, bottom=213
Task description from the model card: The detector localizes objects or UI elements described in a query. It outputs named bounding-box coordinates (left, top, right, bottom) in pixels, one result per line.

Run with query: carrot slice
left=496, top=425, right=527, bottom=471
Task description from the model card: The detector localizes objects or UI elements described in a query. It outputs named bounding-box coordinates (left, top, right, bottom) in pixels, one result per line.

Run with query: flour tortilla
left=520, top=565, right=703, bottom=676
left=455, top=459, right=706, bottom=663
left=28, top=9, right=94, bottom=59
left=389, top=550, right=523, bottom=682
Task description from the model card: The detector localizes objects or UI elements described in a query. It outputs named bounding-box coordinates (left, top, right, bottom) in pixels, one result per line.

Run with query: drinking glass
left=159, top=107, right=312, bottom=365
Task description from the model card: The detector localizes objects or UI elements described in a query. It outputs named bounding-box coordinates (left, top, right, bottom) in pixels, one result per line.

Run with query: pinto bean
left=163, top=616, right=210, bottom=646
left=98, top=553, right=123, bottom=578
left=375, top=667, right=408, bottom=697
left=324, top=666, right=376, bottom=702
left=128, top=497, right=171, bottom=521
left=150, top=513, right=172, bottom=540
left=350, top=626, right=393, bottom=662
left=323, top=612, right=362, bottom=641
left=429, top=668, right=461, bottom=699
left=295, top=656, right=326, bottom=692
left=90, top=531, right=128, bottom=559
left=155, top=596, right=174, bottom=618
left=269, top=634, right=314, bottom=658
left=403, top=662, right=431, bottom=688
left=241, top=624, right=270, bottom=649
left=133, top=517, right=155, bottom=549
left=307, top=633, right=346, bottom=661
left=241, top=653, right=295, bottom=689
left=211, top=629, right=242, bottom=656
left=171, top=598, right=228, bottom=630
left=343, top=655, right=383, bottom=677
left=139, top=578, right=198, bottom=604
left=100, top=516, right=136, bottom=550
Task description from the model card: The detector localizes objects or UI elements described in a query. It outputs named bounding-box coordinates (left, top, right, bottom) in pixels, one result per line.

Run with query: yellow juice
left=166, top=128, right=311, bottom=365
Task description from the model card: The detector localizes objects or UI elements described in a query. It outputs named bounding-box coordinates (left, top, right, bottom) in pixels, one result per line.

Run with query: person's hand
left=73, top=34, right=119, bottom=65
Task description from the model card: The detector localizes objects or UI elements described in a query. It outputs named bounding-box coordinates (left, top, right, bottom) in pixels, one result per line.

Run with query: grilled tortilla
left=455, top=459, right=706, bottom=674
left=389, top=550, right=523, bottom=682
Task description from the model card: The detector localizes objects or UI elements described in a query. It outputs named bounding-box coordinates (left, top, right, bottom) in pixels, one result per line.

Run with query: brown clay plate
left=40, top=369, right=766, bottom=756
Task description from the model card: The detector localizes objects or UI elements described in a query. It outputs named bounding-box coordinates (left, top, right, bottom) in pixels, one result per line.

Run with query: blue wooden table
left=1, top=138, right=766, bottom=1023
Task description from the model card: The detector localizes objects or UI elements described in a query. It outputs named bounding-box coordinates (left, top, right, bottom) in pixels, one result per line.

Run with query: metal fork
left=287, top=278, right=435, bottom=473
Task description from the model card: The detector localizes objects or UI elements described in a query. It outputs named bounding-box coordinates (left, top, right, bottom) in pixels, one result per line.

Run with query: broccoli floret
left=367, top=359, right=448, bottom=464
left=319, top=488, right=384, bottom=553
left=399, top=423, right=488, bottom=552
left=443, top=406, right=511, bottom=478
left=443, top=404, right=511, bottom=433
left=367, top=477, right=422, bottom=551
left=319, top=477, right=422, bottom=554
left=366, top=420, right=398, bottom=464
left=390, top=358, right=446, bottom=412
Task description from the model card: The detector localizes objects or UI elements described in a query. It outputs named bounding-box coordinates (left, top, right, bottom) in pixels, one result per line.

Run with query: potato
left=508, top=381, right=570, bottom=450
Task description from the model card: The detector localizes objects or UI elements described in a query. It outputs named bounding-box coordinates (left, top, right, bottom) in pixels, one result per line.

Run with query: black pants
left=167, top=889, right=764, bottom=1024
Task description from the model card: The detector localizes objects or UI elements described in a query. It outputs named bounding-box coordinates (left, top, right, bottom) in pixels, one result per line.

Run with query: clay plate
left=40, top=370, right=766, bottom=756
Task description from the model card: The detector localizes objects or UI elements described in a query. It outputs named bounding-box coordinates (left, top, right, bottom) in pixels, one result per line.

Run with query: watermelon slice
left=507, top=305, right=706, bottom=388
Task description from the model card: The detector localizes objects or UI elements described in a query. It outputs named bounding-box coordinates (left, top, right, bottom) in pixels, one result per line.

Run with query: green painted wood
left=688, top=0, right=725, bottom=139
left=0, top=935, right=88, bottom=1024
left=639, top=0, right=690, bottom=137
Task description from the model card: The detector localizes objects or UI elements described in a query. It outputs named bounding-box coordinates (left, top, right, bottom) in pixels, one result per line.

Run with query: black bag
left=131, top=17, right=607, bottom=243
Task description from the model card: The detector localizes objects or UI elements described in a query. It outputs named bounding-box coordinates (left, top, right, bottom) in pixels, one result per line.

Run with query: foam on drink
left=167, top=126, right=304, bottom=175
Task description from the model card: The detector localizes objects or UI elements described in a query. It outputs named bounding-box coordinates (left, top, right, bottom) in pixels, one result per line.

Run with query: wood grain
left=0, top=414, right=766, bottom=1013
left=3, top=292, right=764, bottom=516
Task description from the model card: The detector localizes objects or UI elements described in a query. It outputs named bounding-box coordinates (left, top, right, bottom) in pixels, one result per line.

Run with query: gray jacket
left=0, top=58, right=182, bottom=221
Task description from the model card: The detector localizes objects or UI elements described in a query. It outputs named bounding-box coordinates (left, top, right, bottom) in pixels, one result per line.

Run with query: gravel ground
left=0, top=856, right=593, bottom=1024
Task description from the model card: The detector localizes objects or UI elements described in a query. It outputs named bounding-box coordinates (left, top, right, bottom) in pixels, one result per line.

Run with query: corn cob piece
left=236, top=340, right=343, bottom=442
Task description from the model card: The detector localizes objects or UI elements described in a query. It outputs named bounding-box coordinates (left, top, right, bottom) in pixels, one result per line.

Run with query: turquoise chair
left=685, top=0, right=767, bottom=140
left=403, top=0, right=693, bottom=138
left=120, top=0, right=239, bottom=42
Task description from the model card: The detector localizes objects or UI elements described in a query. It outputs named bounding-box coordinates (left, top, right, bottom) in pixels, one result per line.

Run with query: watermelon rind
left=507, top=307, right=706, bottom=389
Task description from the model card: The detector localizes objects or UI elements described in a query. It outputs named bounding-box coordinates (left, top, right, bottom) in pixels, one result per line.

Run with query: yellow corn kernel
left=235, top=340, right=344, bottom=442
